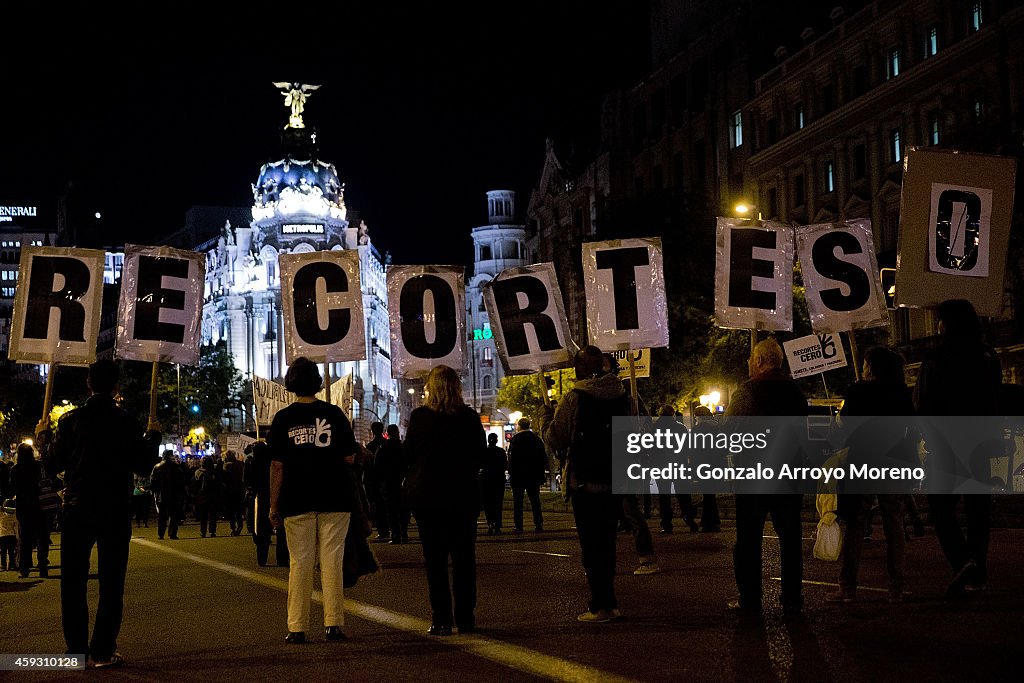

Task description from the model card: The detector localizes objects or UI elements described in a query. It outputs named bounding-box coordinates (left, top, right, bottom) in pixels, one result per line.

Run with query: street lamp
left=508, top=410, right=523, bottom=424
left=734, top=202, right=762, bottom=220
left=699, top=390, right=722, bottom=413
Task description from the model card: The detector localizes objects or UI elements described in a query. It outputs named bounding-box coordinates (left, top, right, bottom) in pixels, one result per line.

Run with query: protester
left=365, top=422, right=390, bottom=542
left=222, top=450, right=246, bottom=536
left=245, top=441, right=289, bottom=567
left=653, top=405, right=700, bottom=535
left=131, top=475, right=151, bottom=529
left=915, top=299, right=1002, bottom=597
left=150, top=450, right=186, bottom=540
left=480, top=433, right=507, bottom=535
left=828, top=346, right=916, bottom=605
left=507, top=417, right=547, bottom=533
left=403, top=365, right=485, bottom=635
left=11, top=443, right=52, bottom=578
left=726, top=338, right=808, bottom=617
left=691, top=405, right=722, bottom=532
left=375, top=425, right=409, bottom=544
left=38, top=359, right=161, bottom=667
left=194, top=456, right=223, bottom=538
left=0, top=496, right=16, bottom=571
left=543, top=345, right=630, bottom=623
left=269, top=357, right=359, bottom=644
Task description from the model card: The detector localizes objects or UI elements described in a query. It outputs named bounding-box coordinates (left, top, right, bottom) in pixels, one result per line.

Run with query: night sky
left=3, top=2, right=649, bottom=265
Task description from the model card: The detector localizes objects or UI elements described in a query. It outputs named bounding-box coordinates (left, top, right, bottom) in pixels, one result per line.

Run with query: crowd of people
left=0, top=298, right=1014, bottom=666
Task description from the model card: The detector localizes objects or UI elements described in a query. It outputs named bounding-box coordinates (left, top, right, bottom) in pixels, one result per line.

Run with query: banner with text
left=482, top=263, right=576, bottom=374
left=714, top=218, right=794, bottom=331
left=610, top=347, right=651, bottom=379
left=253, top=372, right=354, bottom=425
left=795, top=220, right=888, bottom=333
left=8, top=245, right=106, bottom=366
left=280, top=250, right=366, bottom=364
left=387, top=265, right=465, bottom=379
left=783, top=333, right=848, bottom=379
left=115, top=244, right=206, bottom=365
left=582, top=237, right=669, bottom=350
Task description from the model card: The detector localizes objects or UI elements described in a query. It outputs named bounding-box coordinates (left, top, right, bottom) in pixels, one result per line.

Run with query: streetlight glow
left=734, top=203, right=750, bottom=215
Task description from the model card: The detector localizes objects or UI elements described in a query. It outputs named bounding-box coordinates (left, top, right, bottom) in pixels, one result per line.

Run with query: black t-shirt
left=270, top=400, right=357, bottom=517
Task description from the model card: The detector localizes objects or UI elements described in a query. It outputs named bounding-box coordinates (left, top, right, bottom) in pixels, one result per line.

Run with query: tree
left=496, top=369, right=576, bottom=422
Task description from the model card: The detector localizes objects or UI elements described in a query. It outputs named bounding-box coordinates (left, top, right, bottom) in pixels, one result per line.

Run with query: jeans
left=196, top=502, right=218, bottom=537
left=929, top=494, right=991, bottom=582
left=571, top=490, right=619, bottom=611
left=839, top=494, right=904, bottom=594
left=157, top=498, right=181, bottom=539
left=619, top=495, right=654, bottom=558
left=733, top=494, right=804, bottom=611
left=701, top=494, right=722, bottom=530
left=657, top=486, right=698, bottom=531
left=60, top=505, right=132, bottom=660
left=417, top=511, right=478, bottom=627
left=283, top=511, right=350, bottom=632
left=16, top=507, right=50, bottom=575
left=512, top=485, right=543, bottom=530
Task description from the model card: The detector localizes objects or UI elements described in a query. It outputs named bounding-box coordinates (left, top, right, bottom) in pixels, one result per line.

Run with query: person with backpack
left=542, top=346, right=630, bottom=623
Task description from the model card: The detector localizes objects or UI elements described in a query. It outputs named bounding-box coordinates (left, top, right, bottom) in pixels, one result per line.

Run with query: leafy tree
left=496, top=369, right=576, bottom=422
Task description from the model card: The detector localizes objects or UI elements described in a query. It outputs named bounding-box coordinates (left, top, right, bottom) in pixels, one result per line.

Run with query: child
left=0, top=498, right=17, bottom=571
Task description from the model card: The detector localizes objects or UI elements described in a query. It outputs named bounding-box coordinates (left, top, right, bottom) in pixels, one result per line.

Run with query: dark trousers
left=196, top=502, right=218, bottom=536
left=60, top=505, right=131, bottom=660
left=840, top=494, right=904, bottom=594
left=371, top=488, right=389, bottom=536
left=481, top=480, right=504, bottom=530
left=132, top=495, right=150, bottom=526
left=701, top=494, right=722, bottom=530
left=16, top=508, right=50, bottom=575
left=929, top=494, right=991, bottom=582
left=658, top=491, right=698, bottom=531
left=253, top=493, right=289, bottom=566
left=225, top=496, right=244, bottom=533
left=571, top=490, right=619, bottom=611
left=733, top=494, right=803, bottom=611
left=417, top=511, right=478, bottom=627
left=619, top=495, right=654, bottom=557
left=0, top=535, right=16, bottom=569
left=512, top=485, right=543, bottom=530
left=157, top=499, right=180, bottom=539
left=384, top=485, right=409, bottom=540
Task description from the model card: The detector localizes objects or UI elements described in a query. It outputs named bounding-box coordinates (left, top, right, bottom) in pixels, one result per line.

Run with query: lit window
left=890, top=129, right=902, bottom=162
left=974, top=99, right=985, bottom=120
left=730, top=110, right=743, bottom=148
left=930, top=112, right=941, bottom=145
left=970, top=3, right=983, bottom=32
left=795, top=104, right=805, bottom=130
left=483, top=347, right=492, bottom=361
left=925, top=26, right=938, bottom=57
left=824, top=161, right=835, bottom=192
left=887, top=49, right=901, bottom=79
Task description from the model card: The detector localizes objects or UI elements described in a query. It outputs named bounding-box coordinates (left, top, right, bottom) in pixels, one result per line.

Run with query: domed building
left=199, top=89, right=397, bottom=431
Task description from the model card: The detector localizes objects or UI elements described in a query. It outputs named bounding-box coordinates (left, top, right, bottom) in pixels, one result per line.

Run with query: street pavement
left=3, top=504, right=1023, bottom=682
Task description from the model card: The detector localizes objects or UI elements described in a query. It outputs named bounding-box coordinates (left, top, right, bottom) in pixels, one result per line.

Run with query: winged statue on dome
left=272, top=82, right=321, bottom=129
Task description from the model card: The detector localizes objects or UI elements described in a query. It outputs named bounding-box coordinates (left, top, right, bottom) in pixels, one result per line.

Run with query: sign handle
left=148, top=361, right=160, bottom=429
left=538, top=370, right=551, bottom=406
left=41, top=362, right=58, bottom=425
left=750, top=328, right=758, bottom=355
left=845, top=331, right=861, bottom=382
left=251, top=375, right=260, bottom=440
left=324, top=361, right=332, bottom=405
left=628, top=346, right=639, bottom=416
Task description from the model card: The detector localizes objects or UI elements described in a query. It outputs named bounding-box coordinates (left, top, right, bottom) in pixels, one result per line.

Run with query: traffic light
left=879, top=268, right=897, bottom=309
left=190, top=403, right=201, bottom=414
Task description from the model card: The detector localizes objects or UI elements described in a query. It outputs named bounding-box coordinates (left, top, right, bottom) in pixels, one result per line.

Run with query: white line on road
left=763, top=535, right=816, bottom=541
left=132, top=538, right=638, bottom=683
left=510, top=549, right=571, bottom=558
left=768, top=577, right=900, bottom=594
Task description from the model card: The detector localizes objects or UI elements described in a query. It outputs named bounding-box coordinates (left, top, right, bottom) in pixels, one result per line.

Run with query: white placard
left=715, top=218, right=793, bottom=331
left=387, top=265, right=465, bottom=379
left=783, top=333, right=848, bottom=379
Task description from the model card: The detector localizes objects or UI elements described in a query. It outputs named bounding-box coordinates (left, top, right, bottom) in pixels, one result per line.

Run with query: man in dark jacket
left=222, top=451, right=246, bottom=535
left=479, top=433, right=507, bottom=535
left=150, top=450, right=186, bottom=540
left=507, top=418, right=547, bottom=533
left=543, top=345, right=630, bottom=624
left=726, top=338, right=808, bottom=617
left=365, top=422, right=389, bottom=541
left=39, top=359, right=160, bottom=668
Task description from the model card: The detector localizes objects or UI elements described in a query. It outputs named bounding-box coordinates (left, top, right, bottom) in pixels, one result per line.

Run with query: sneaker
left=577, top=609, right=614, bottom=623
left=91, top=653, right=125, bottom=668
left=633, top=562, right=662, bottom=575
left=427, top=624, right=453, bottom=636
left=324, top=626, right=347, bottom=641
left=284, top=631, right=306, bottom=644
left=947, top=561, right=977, bottom=599
left=825, top=590, right=855, bottom=604
left=964, top=582, right=988, bottom=593
left=659, top=528, right=673, bottom=535
left=608, top=608, right=623, bottom=621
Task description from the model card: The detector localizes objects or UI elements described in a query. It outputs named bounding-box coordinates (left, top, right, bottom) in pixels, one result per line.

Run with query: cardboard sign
left=715, top=218, right=793, bottom=331
left=609, top=347, right=650, bottom=379
left=253, top=372, right=354, bottom=424
left=115, top=244, right=206, bottom=365
left=896, top=148, right=1017, bottom=316
left=783, top=333, right=848, bottom=379
left=7, top=246, right=106, bottom=365
left=387, top=265, right=465, bottom=379
left=795, top=220, right=887, bottom=333
left=582, top=238, right=669, bottom=350
left=279, top=250, right=366, bottom=363
left=482, top=263, right=576, bottom=374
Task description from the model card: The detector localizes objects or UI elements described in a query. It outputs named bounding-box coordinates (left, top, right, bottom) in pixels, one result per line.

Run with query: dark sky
left=3, top=2, right=649, bottom=265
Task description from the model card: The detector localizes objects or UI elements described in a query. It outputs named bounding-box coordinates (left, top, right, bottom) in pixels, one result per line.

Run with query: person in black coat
left=375, top=425, right=409, bottom=544
left=150, top=450, right=186, bottom=540
left=479, top=433, right=507, bottom=535
left=194, top=456, right=223, bottom=538
left=222, top=451, right=246, bottom=536
left=244, top=441, right=288, bottom=566
left=507, top=418, right=547, bottom=532
left=404, top=365, right=486, bottom=636
left=11, top=443, right=51, bottom=578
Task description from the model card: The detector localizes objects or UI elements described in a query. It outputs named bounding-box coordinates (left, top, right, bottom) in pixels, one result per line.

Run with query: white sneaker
left=577, top=609, right=614, bottom=623
left=634, top=562, right=662, bottom=575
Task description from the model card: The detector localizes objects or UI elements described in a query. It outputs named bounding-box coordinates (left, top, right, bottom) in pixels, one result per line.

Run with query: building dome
left=253, top=158, right=344, bottom=206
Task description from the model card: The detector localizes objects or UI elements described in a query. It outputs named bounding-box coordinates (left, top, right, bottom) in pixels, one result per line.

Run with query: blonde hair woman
left=403, top=365, right=486, bottom=636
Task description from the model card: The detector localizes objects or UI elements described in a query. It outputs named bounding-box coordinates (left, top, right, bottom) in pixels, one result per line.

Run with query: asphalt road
left=3, top=506, right=1023, bottom=682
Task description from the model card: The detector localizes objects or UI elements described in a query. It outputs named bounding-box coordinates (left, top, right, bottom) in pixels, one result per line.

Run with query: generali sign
left=0, top=206, right=38, bottom=222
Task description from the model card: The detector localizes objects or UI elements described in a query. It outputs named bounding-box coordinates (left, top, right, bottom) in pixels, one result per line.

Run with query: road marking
left=769, top=577, right=900, bottom=594
left=132, top=538, right=637, bottom=683
left=763, top=535, right=816, bottom=541
left=510, top=549, right=571, bottom=558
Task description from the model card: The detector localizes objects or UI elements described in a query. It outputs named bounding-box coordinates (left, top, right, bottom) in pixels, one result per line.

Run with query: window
left=795, top=104, right=805, bottom=130
left=824, top=160, right=835, bottom=193
left=853, top=144, right=867, bottom=179
left=852, top=64, right=867, bottom=96
left=929, top=111, right=941, bottom=145
left=925, top=25, right=939, bottom=57
left=793, top=173, right=805, bottom=207
left=730, top=110, right=743, bottom=148
left=482, top=375, right=492, bottom=390
left=494, top=201, right=504, bottom=217
left=483, top=347, right=492, bottom=361
left=974, top=99, right=985, bottom=120
left=970, top=2, right=983, bottom=32
left=767, top=118, right=778, bottom=144
left=821, top=85, right=834, bottom=114
left=767, top=188, right=779, bottom=218
left=481, top=245, right=492, bottom=260
left=887, top=48, right=901, bottom=79
left=890, top=129, right=902, bottom=163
